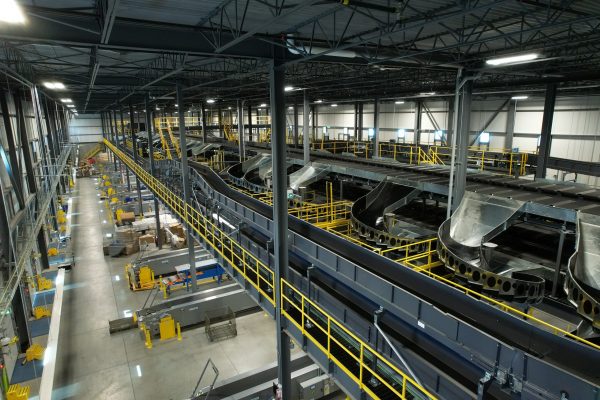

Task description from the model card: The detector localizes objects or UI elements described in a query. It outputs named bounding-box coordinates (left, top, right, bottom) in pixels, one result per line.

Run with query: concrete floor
left=51, top=176, right=290, bottom=400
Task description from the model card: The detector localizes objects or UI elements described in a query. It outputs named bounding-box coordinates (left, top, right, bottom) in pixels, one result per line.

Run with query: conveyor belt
left=188, top=159, right=600, bottom=385
left=245, top=144, right=600, bottom=217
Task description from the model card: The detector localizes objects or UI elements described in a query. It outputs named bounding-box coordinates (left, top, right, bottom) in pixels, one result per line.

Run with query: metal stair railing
left=190, top=358, right=219, bottom=400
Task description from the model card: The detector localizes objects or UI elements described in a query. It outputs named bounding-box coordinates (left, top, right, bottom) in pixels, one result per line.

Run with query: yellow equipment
left=36, top=274, right=53, bottom=291
left=137, top=266, right=155, bottom=290
left=107, top=187, right=115, bottom=196
left=33, top=306, right=51, bottom=319
left=104, top=180, right=111, bottom=187
left=47, top=247, right=58, bottom=257
left=22, top=344, right=44, bottom=365
left=7, top=384, right=30, bottom=400
left=159, top=315, right=182, bottom=341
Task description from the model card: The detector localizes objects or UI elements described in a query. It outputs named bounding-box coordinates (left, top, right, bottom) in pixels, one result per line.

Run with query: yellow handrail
left=104, top=138, right=438, bottom=399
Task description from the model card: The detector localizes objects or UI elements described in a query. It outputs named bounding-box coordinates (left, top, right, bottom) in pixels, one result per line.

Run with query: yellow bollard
left=177, top=323, right=182, bottom=341
left=144, top=328, right=153, bottom=349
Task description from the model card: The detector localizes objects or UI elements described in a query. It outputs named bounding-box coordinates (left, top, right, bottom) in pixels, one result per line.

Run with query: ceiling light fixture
left=486, top=53, right=539, bottom=66
left=43, top=82, right=65, bottom=90
left=66, top=104, right=75, bottom=108
left=206, top=99, right=216, bottom=104
left=260, top=103, right=267, bottom=107
left=288, top=106, right=293, bottom=110
left=315, top=100, right=323, bottom=103
left=420, top=92, right=436, bottom=96
left=395, top=100, right=405, bottom=104
left=60, top=98, right=73, bottom=103
left=331, top=104, right=338, bottom=107
left=0, top=0, right=26, bottom=24
left=284, top=86, right=294, bottom=92
left=511, top=95, right=528, bottom=100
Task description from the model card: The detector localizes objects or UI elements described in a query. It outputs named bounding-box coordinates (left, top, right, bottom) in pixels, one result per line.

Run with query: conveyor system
left=565, top=212, right=600, bottom=333
left=288, top=163, right=331, bottom=192
left=126, top=248, right=216, bottom=290
left=109, top=140, right=600, bottom=400
left=351, top=179, right=429, bottom=247
left=437, top=192, right=546, bottom=303
left=136, top=283, right=258, bottom=338
left=227, top=153, right=272, bottom=192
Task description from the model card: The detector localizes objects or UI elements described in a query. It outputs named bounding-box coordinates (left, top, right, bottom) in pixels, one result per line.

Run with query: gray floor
left=51, top=177, right=289, bottom=400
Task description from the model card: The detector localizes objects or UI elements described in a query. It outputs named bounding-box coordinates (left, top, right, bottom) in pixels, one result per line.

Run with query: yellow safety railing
left=105, top=139, right=275, bottom=306
left=409, top=265, right=600, bottom=351
left=104, top=138, right=437, bottom=399
left=281, top=279, right=437, bottom=400
left=288, top=201, right=351, bottom=226
left=81, top=143, right=103, bottom=160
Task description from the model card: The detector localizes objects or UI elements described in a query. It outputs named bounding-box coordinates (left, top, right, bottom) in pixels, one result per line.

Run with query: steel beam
left=120, top=107, right=131, bottom=191
left=469, top=98, right=510, bottom=146
left=247, top=102, right=252, bottom=142
left=293, top=101, right=299, bottom=148
left=145, top=95, right=162, bottom=249
left=176, top=82, right=197, bottom=291
left=270, top=47, right=291, bottom=399
left=130, top=102, right=143, bottom=213
left=536, top=83, right=557, bottom=179
left=414, top=100, right=422, bottom=146
left=358, top=102, right=363, bottom=141
left=238, top=99, right=245, bottom=162
left=303, top=91, right=310, bottom=165
left=1, top=91, right=25, bottom=207
left=373, top=97, right=380, bottom=157
left=505, top=100, right=516, bottom=151
left=218, top=106, right=223, bottom=138
left=201, top=102, right=207, bottom=143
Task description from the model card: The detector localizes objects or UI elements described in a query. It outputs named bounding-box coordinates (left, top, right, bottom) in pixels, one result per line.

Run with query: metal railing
left=104, top=139, right=437, bottom=400
left=281, top=279, right=437, bottom=400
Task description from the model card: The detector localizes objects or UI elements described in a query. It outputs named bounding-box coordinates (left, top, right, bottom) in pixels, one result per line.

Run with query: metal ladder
left=190, top=358, right=219, bottom=400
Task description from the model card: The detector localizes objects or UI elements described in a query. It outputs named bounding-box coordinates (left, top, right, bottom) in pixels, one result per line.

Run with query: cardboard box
left=120, top=211, right=136, bottom=224
left=169, top=223, right=185, bottom=238
left=123, top=242, right=140, bottom=255
left=139, top=234, right=155, bottom=246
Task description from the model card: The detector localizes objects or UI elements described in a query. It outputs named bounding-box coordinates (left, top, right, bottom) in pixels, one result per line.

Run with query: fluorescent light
left=288, top=106, right=293, bottom=110
left=0, top=0, right=25, bottom=24
left=315, top=100, right=323, bottom=104
left=397, top=129, right=405, bottom=138
left=487, top=53, right=538, bottom=66
left=61, top=98, right=73, bottom=103
left=511, top=95, right=528, bottom=100
left=67, top=104, right=75, bottom=108
left=206, top=99, right=216, bottom=104
left=174, top=104, right=178, bottom=107
left=331, top=104, right=338, bottom=107
left=43, top=82, right=65, bottom=90
left=259, top=103, right=267, bottom=107
left=420, top=92, right=436, bottom=96
left=395, top=100, right=405, bottom=104
left=284, top=86, right=294, bottom=92
left=228, top=106, right=232, bottom=110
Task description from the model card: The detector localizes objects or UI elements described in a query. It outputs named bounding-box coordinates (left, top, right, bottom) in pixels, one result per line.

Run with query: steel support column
left=176, top=83, right=197, bottom=291
left=218, top=106, right=223, bottom=138
left=536, top=83, right=557, bottom=179
left=1, top=91, right=24, bottom=206
left=505, top=101, right=516, bottom=151
left=120, top=108, right=131, bottom=191
left=201, top=102, right=207, bottom=143
left=145, top=96, right=162, bottom=249
left=130, top=103, right=143, bottom=214
left=414, top=100, right=422, bottom=146
left=247, top=103, right=253, bottom=142
left=108, top=110, right=117, bottom=170
left=354, top=101, right=359, bottom=140
left=293, top=101, right=299, bottom=148
left=303, top=91, right=310, bottom=165
left=373, top=97, right=380, bottom=157
left=238, top=99, right=245, bottom=162
left=270, top=48, right=291, bottom=398
left=358, top=102, right=364, bottom=141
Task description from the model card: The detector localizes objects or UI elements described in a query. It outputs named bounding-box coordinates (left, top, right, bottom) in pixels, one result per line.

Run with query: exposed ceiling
left=1, top=0, right=600, bottom=112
